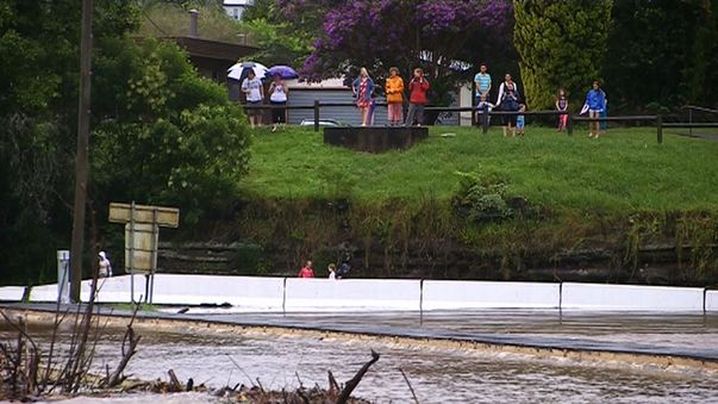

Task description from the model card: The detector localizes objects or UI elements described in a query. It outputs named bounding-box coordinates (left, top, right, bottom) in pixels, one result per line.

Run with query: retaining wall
left=0, top=286, right=26, bottom=302
left=8, top=275, right=716, bottom=312
left=284, top=278, right=421, bottom=311
left=561, top=283, right=705, bottom=311
left=422, top=280, right=560, bottom=310
left=706, top=290, right=718, bottom=312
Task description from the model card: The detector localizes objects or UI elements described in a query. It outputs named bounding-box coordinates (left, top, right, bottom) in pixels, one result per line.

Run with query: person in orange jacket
left=385, top=67, right=405, bottom=126
left=405, top=68, right=430, bottom=126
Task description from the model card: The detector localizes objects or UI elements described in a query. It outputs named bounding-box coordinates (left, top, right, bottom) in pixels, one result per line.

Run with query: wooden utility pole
left=70, top=0, right=94, bottom=302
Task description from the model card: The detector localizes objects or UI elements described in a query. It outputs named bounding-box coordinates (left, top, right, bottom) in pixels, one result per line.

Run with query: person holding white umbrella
left=242, top=69, right=264, bottom=128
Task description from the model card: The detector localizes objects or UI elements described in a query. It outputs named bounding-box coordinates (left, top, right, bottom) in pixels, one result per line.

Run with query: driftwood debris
left=336, top=350, right=380, bottom=404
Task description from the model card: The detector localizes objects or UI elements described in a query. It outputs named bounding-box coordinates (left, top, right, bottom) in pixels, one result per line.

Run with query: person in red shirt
left=405, top=68, right=430, bottom=127
left=298, top=260, right=315, bottom=278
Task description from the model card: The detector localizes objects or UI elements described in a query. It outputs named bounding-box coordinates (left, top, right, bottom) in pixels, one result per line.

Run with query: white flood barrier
left=561, top=283, right=705, bottom=311
left=422, top=280, right=560, bottom=310
left=706, top=290, right=718, bottom=312
left=150, top=274, right=285, bottom=310
left=0, top=286, right=26, bottom=302
left=284, top=278, right=421, bottom=312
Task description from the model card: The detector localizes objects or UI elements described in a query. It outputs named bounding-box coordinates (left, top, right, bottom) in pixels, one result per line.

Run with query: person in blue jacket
left=584, top=80, right=607, bottom=139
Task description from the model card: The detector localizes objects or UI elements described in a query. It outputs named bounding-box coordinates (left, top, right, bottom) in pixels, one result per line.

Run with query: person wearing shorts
left=242, top=70, right=264, bottom=128
left=584, top=80, right=606, bottom=138
left=268, top=74, right=288, bottom=132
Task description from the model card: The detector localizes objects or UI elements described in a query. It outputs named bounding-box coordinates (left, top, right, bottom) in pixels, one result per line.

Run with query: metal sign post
left=109, top=202, right=179, bottom=304
left=56, top=250, right=71, bottom=304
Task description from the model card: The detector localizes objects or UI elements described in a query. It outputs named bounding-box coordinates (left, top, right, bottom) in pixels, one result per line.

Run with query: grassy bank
left=182, top=125, right=718, bottom=284
left=241, top=126, right=718, bottom=213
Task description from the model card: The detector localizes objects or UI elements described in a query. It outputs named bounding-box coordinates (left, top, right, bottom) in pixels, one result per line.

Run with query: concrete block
left=705, top=290, right=718, bottom=311
left=422, top=280, right=560, bottom=310
left=285, top=278, right=421, bottom=311
left=0, top=286, right=26, bottom=302
left=561, top=283, right=704, bottom=311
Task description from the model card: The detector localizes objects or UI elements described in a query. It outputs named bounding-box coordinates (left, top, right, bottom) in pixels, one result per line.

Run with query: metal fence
left=242, top=101, right=718, bottom=144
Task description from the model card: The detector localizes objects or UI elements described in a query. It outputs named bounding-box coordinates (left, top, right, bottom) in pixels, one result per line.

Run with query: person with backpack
left=336, top=257, right=352, bottom=279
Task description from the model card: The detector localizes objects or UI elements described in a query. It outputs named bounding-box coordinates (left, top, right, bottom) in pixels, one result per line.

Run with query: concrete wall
left=13, top=276, right=715, bottom=312
left=561, top=283, right=705, bottom=311
left=284, top=278, right=421, bottom=312
left=0, top=286, right=26, bottom=302
left=422, top=280, right=560, bottom=310
left=150, top=274, right=285, bottom=309
left=706, top=290, right=718, bottom=312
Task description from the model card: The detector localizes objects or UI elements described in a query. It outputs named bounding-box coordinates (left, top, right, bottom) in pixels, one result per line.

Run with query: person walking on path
left=385, top=67, right=405, bottom=126
left=583, top=80, right=607, bottom=138
left=242, top=70, right=264, bottom=129
left=405, top=68, right=430, bottom=127
left=268, top=74, right=288, bottom=132
left=327, top=264, right=337, bottom=280
left=298, top=260, right=315, bottom=278
left=555, top=88, right=569, bottom=132
left=352, top=67, right=376, bottom=126
left=98, top=251, right=112, bottom=278
left=496, top=73, right=521, bottom=137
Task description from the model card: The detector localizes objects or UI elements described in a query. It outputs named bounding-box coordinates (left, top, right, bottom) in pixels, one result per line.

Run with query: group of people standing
left=352, top=67, right=431, bottom=127
left=475, top=64, right=608, bottom=138
left=241, top=70, right=289, bottom=132
left=297, top=259, right=351, bottom=280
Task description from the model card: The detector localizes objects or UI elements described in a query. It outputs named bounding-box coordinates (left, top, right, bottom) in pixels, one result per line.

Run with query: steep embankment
left=162, top=126, right=718, bottom=285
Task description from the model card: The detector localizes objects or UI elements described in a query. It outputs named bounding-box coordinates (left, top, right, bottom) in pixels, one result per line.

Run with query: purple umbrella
left=266, top=65, right=299, bottom=80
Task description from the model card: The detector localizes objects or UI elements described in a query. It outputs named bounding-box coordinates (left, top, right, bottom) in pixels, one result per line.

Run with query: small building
left=223, top=0, right=255, bottom=21
left=170, top=36, right=258, bottom=83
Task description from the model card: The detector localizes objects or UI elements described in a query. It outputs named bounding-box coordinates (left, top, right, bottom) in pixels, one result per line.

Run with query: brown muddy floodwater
left=3, top=313, right=718, bottom=404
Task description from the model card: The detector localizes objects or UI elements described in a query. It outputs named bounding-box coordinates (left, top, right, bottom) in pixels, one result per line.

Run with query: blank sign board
left=109, top=202, right=179, bottom=227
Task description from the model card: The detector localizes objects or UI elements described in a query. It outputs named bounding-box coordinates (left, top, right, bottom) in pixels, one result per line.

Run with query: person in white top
left=268, top=74, right=288, bottom=132
left=327, top=263, right=337, bottom=280
left=242, top=69, right=264, bottom=128
left=98, top=251, right=112, bottom=277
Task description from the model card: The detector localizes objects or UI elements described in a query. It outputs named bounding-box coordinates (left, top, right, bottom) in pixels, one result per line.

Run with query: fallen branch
left=167, top=369, right=182, bottom=392
left=337, top=350, right=380, bottom=404
left=103, top=302, right=142, bottom=388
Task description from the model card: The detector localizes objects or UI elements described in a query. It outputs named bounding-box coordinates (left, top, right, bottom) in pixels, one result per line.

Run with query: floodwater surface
left=3, top=312, right=718, bottom=403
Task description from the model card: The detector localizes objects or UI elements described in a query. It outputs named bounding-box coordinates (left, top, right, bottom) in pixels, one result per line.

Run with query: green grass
left=240, top=126, right=718, bottom=214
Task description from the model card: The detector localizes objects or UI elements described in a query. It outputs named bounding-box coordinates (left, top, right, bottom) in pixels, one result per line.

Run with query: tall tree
left=513, top=0, right=612, bottom=110
left=299, top=0, right=512, bottom=107
left=604, top=0, right=708, bottom=112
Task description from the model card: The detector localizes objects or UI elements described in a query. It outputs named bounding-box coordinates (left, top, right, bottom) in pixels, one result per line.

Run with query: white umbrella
left=227, top=61, right=267, bottom=81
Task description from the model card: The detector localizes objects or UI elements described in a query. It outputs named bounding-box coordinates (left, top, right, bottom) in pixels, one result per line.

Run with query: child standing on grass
left=555, top=88, right=568, bottom=132
left=515, top=104, right=526, bottom=137
left=583, top=80, right=606, bottom=138
left=385, top=67, right=405, bottom=126
left=476, top=93, right=494, bottom=127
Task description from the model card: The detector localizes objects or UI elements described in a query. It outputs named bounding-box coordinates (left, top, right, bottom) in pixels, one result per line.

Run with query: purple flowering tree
left=295, top=0, right=512, bottom=106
